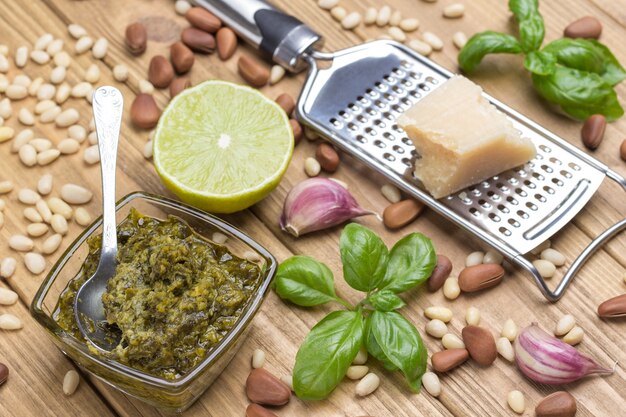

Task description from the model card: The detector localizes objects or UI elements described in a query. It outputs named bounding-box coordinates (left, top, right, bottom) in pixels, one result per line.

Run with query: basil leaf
left=339, top=223, right=388, bottom=292
left=518, top=14, right=545, bottom=52
left=523, top=50, right=556, bottom=75
left=293, top=311, right=364, bottom=400
left=532, top=66, right=624, bottom=121
left=508, top=0, right=538, bottom=20
left=542, top=38, right=605, bottom=74
left=379, top=233, right=436, bottom=294
left=368, top=290, right=405, bottom=312
left=364, top=316, right=398, bottom=371
left=588, top=40, right=626, bottom=85
left=369, top=311, right=427, bottom=391
left=458, top=31, right=523, bottom=73
left=274, top=256, right=337, bottom=307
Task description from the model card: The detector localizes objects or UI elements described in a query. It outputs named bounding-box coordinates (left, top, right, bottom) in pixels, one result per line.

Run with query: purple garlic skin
left=514, top=323, right=613, bottom=385
left=280, top=177, right=376, bottom=237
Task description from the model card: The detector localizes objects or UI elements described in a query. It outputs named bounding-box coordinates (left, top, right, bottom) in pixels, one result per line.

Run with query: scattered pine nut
left=47, top=197, right=73, bottom=219
left=113, top=64, right=129, bottom=82
left=51, top=214, right=69, bottom=235
left=0, top=126, right=14, bottom=143
left=424, top=306, right=453, bottom=322
left=37, top=149, right=61, bottom=166
left=533, top=259, right=556, bottom=278
left=364, top=8, right=377, bottom=25
left=376, top=6, right=391, bottom=27
left=304, top=157, right=321, bottom=177
left=68, top=24, right=87, bottom=39
left=346, top=365, right=369, bottom=380
left=68, top=125, right=87, bottom=142
left=388, top=27, right=406, bottom=42
left=0, top=258, right=17, bottom=278
left=422, top=372, right=441, bottom=397
left=443, top=3, right=465, bottom=18
left=36, top=199, right=53, bottom=223
left=453, top=31, right=468, bottom=49
left=24, top=252, right=46, bottom=274
left=26, top=223, right=49, bottom=237
left=0, top=288, right=18, bottom=306
left=562, top=326, right=584, bottom=345
left=54, top=51, right=71, bottom=68
left=408, top=39, right=432, bottom=56
left=425, top=319, right=448, bottom=338
left=330, top=6, right=347, bottom=22
left=74, top=207, right=92, bottom=227
left=18, top=144, right=37, bottom=166
left=251, top=349, right=266, bottom=369
left=540, top=248, right=566, bottom=267
left=341, top=12, right=362, bottom=30
left=175, top=0, right=192, bottom=15
left=138, top=79, right=154, bottom=94
left=58, top=139, right=80, bottom=154
left=143, top=141, right=153, bottom=159
left=317, top=0, right=339, bottom=10
left=443, top=277, right=460, bottom=300
left=507, top=390, right=525, bottom=414
left=442, top=333, right=465, bottom=349
left=211, top=232, right=228, bottom=244
left=0, top=314, right=23, bottom=330
left=381, top=184, right=401, bottom=204
left=496, top=337, right=515, bottom=362
left=399, top=18, right=420, bottom=32
left=60, top=184, right=93, bottom=205
left=75, top=36, right=94, bottom=54
left=355, top=373, right=380, bottom=397
left=423, top=32, right=444, bottom=50
left=389, top=10, right=402, bottom=27
left=24, top=207, right=43, bottom=223
left=555, top=314, right=576, bottom=337
left=15, top=46, right=28, bottom=68
left=30, top=50, right=51, bottom=65
left=18, top=188, right=41, bottom=205
left=501, top=319, right=518, bottom=341
left=92, top=37, right=108, bottom=59
left=42, top=234, right=63, bottom=255
left=465, top=251, right=484, bottom=266
left=85, top=64, right=101, bottom=83
left=483, top=249, right=503, bottom=264
left=63, top=370, right=80, bottom=396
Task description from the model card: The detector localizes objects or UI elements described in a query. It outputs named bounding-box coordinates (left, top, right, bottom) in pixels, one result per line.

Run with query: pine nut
left=55, top=108, right=80, bottom=127
left=113, top=64, right=129, bottom=82
left=28, top=77, right=43, bottom=96
left=408, top=39, right=432, bottom=56
left=304, top=157, right=321, bottom=177
left=554, top=314, right=576, bottom=337
left=36, top=199, right=52, bottom=223
left=37, top=149, right=61, bottom=166
left=269, top=65, right=285, bottom=85
left=60, top=184, right=93, bottom=205
left=92, top=38, right=108, bottom=59
left=377, top=6, right=391, bottom=26
left=426, top=319, right=448, bottom=338
left=26, top=223, right=48, bottom=237
left=533, top=259, right=556, bottom=278
left=341, top=12, right=362, bottom=30
left=388, top=27, right=406, bottom=42
left=47, top=197, right=72, bottom=219
left=380, top=184, right=401, bottom=203
left=244, top=251, right=261, bottom=263
left=507, top=390, right=525, bottom=414
left=251, top=349, right=265, bottom=369
left=399, top=18, right=420, bottom=32
left=58, top=139, right=80, bottom=154
left=18, top=107, right=35, bottom=126
left=424, top=306, right=453, bottom=322
left=211, top=231, right=228, bottom=244
left=0, top=212, right=3, bottom=229
left=18, top=144, right=37, bottom=166
left=51, top=214, right=69, bottom=235
left=443, top=3, right=465, bottom=18
left=423, top=32, right=444, bottom=50
left=0, top=288, right=18, bottom=305
left=6, top=84, right=28, bottom=100
left=0, top=314, right=23, bottom=330
left=36, top=175, right=52, bottom=197
left=501, top=319, right=518, bottom=341
left=24, top=252, right=46, bottom=274
left=18, top=188, right=40, bottom=205
left=13, top=74, right=31, bottom=87
left=50, top=66, right=66, bottom=84
left=0, top=126, right=14, bottom=143
left=84, top=145, right=100, bottom=164
left=355, top=373, right=380, bottom=396
left=0, top=55, right=8, bottom=73
left=37, top=83, right=56, bottom=101
left=138, top=79, right=154, bottom=94
left=443, top=277, right=460, bottom=300
left=88, top=132, right=97, bottom=145
left=0, top=258, right=16, bottom=278
left=15, top=46, right=28, bottom=68
left=389, top=10, right=402, bottom=26
left=0, top=74, right=7, bottom=92
left=55, top=83, right=71, bottom=104
left=12, top=129, right=33, bottom=153
left=317, top=0, right=338, bottom=10
left=40, top=106, right=62, bottom=124
left=353, top=345, right=368, bottom=365
left=496, top=337, right=515, bottom=362
left=540, top=248, right=566, bottom=266
left=442, top=333, right=465, bottom=349
left=24, top=207, right=43, bottom=223
left=35, top=100, right=55, bottom=114
left=63, top=370, right=80, bottom=395
left=143, top=141, right=153, bottom=159
left=483, top=249, right=503, bottom=264
left=422, top=372, right=441, bottom=396
left=364, top=8, right=377, bottom=25
left=42, top=234, right=63, bottom=255
left=465, top=251, right=484, bottom=266
left=175, top=0, right=192, bottom=15
left=35, top=33, right=54, bottom=51
left=0, top=98, right=11, bottom=119
left=54, top=51, right=71, bottom=68
left=74, top=207, right=92, bottom=227
left=453, top=31, right=468, bottom=49
left=330, top=6, right=347, bottom=22
left=562, top=326, right=584, bottom=345
left=68, top=23, right=87, bottom=39
left=68, top=125, right=87, bottom=142
left=531, top=240, right=551, bottom=255
left=46, top=39, right=64, bottom=56
left=85, top=64, right=100, bottom=83
left=75, top=36, right=94, bottom=54
left=346, top=365, right=369, bottom=380
left=30, top=50, right=51, bottom=65
left=0, top=198, right=4, bottom=211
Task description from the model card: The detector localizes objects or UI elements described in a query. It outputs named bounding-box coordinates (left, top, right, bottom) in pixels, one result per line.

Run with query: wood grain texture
left=0, top=0, right=624, bottom=416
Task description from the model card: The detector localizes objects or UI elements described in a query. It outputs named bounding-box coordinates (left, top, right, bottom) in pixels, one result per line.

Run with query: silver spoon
left=74, top=86, right=123, bottom=351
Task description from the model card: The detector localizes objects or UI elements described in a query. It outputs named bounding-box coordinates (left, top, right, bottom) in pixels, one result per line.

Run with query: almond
left=290, top=119, right=302, bottom=145
left=185, top=7, right=221, bottom=33
left=148, top=55, right=175, bottom=88
left=130, top=94, right=160, bottom=129
left=597, top=294, right=626, bottom=318
left=181, top=27, right=216, bottom=54
left=428, top=254, right=453, bottom=292
left=170, top=42, right=194, bottom=74
left=564, top=16, right=602, bottom=39
left=246, top=368, right=291, bottom=406
left=462, top=325, right=497, bottom=366
left=238, top=55, right=270, bottom=87
left=315, top=143, right=340, bottom=172
left=383, top=199, right=424, bottom=229
left=431, top=348, right=469, bottom=372
left=535, top=391, right=577, bottom=417
left=216, top=27, right=238, bottom=60
left=246, top=404, right=279, bottom=417
left=458, top=263, right=505, bottom=292
left=581, top=114, right=606, bottom=150
left=170, top=77, right=191, bottom=98
left=125, top=22, right=147, bottom=55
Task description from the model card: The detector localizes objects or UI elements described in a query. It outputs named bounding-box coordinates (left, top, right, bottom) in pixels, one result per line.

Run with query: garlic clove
left=280, top=177, right=377, bottom=237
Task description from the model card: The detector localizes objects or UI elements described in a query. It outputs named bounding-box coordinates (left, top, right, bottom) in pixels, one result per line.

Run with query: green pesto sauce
left=54, top=208, right=261, bottom=380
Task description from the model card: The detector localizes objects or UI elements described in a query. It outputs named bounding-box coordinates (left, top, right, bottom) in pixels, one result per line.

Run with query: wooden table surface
left=0, top=0, right=624, bottom=416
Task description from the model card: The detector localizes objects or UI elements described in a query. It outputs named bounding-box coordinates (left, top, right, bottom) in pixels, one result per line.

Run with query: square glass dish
left=30, top=191, right=277, bottom=412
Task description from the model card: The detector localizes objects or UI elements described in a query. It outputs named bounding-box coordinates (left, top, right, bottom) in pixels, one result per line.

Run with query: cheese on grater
left=397, top=75, right=536, bottom=199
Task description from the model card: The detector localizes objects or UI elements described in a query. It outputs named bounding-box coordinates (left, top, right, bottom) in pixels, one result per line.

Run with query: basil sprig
left=458, top=0, right=626, bottom=121
left=274, top=223, right=436, bottom=399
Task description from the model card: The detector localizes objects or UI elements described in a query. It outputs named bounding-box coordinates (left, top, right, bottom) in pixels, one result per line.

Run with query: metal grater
left=199, top=0, right=626, bottom=301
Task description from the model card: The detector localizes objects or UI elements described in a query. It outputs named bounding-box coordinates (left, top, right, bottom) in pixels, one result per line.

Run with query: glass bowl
left=30, top=191, right=277, bottom=412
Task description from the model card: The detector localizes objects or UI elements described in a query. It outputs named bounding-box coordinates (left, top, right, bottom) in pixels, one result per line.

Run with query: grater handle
left=192, top=0, right=322, bottom=72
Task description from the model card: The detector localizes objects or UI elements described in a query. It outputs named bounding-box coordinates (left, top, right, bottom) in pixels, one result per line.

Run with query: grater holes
left=532, top=172, right=544, bottom=181
left=392, top=145, right=405, bottom=153
left=499, top=226, right=512, bottom=236
left=374, top=119, right=386, bottom=128
left=339, top=110, right=349, bottom=120
left=523, top=179, right=536, bottom=189
left=409, top=90, right=422, bottom=99
left=400, top=60, right=412, bottom=69
left=392, top=67, right=405, bottom=76
left=549, top=157, right=561, bottom=165
left=348, top=102, right=360, bottom=112
left=401, top=79, right=413, bottom=88
left=469, top=207, right=480, bottom=217
left=425, top=76, right=438, bottom=84
left=469, top=187, right=482, bottom=197
left=478, top=199, right=491, bottom=209
left=366, top=108, right=378, bottom=117
left=543, top=185, right=555, bottom=194
left=552, top=177, right=563, bottom=186
left=382, top=111, right=394, bottom=120
left=374, top=140, right=386, bottom=148
left=392, top=104, right=405, bottom=113
left=365, top=88, right=378, bottom=99
left=383, top=132, right=395, bottom=141
left=365, top=127, right=377, bottom=136
left=347, top=122, right=358, bottom=131
left=392, top=85, right=404, bottom=95
left=410, top=149, right=418, bottom=157
left=526, top=202, right=538, bottom=211
left=418, top=83, right=430, bottom=92
left=486, top=191, right=501, bottom=201
left=517, top=168, right=528, bottom=177
left=508, top=218, right=521, bottom=228
left=458, top=192, right=471, bottom=204
left=535, top=193, right=547, bottom=203
left=515, top=188, right=528, bottom=197
left=401, top=97, right=412, bottom=107
left=383, top=153, right=396, bottom=162
left=533, top=155, right=542, bottom=161
left=507, top=196, right=519, bottom=205
left=517, top=210, right=529, bottom=219
left=497, top=183, right=509, bottom=192
left=383, top=92, right=394, bottom=102
left=393, top=124, right=404, bottom=133
left=383, top=74, right=395, bottom=84
left=497, top=204, right=510, bottom=214
left=356, top=135, right=367, bottom=144
left=568, top=162, right=581, bottom=171
left=539, top=144, right=551, bottom=153
left=374, top=81, right=388, bottom=92
left=541, top=164, right=553, bottom=173
left=374, top=100, right=386, bottom=109
left=560, top=170, right=572, bottom=179
left=488, top=213, right=501, bottom=222
left=408, top=71, right=420, bottom=80
left=402, top=157, right=412, bottom=167
left=356, top=115, right=368, bottom=124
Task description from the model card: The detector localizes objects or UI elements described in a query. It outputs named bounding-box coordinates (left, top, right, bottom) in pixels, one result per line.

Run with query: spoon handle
left=92, top=86, right=123, bottom=267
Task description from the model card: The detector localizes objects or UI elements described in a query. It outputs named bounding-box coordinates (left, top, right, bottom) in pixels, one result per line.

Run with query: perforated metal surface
left=298, top=41, right=606, bottom=255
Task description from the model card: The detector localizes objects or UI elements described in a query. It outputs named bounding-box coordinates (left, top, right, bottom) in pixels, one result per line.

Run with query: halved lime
left=153, top=80, right=294, bottom=213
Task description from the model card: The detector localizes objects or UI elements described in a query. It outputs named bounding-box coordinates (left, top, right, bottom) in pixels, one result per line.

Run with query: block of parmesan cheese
left=397, top=75, right=536, bottom=199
